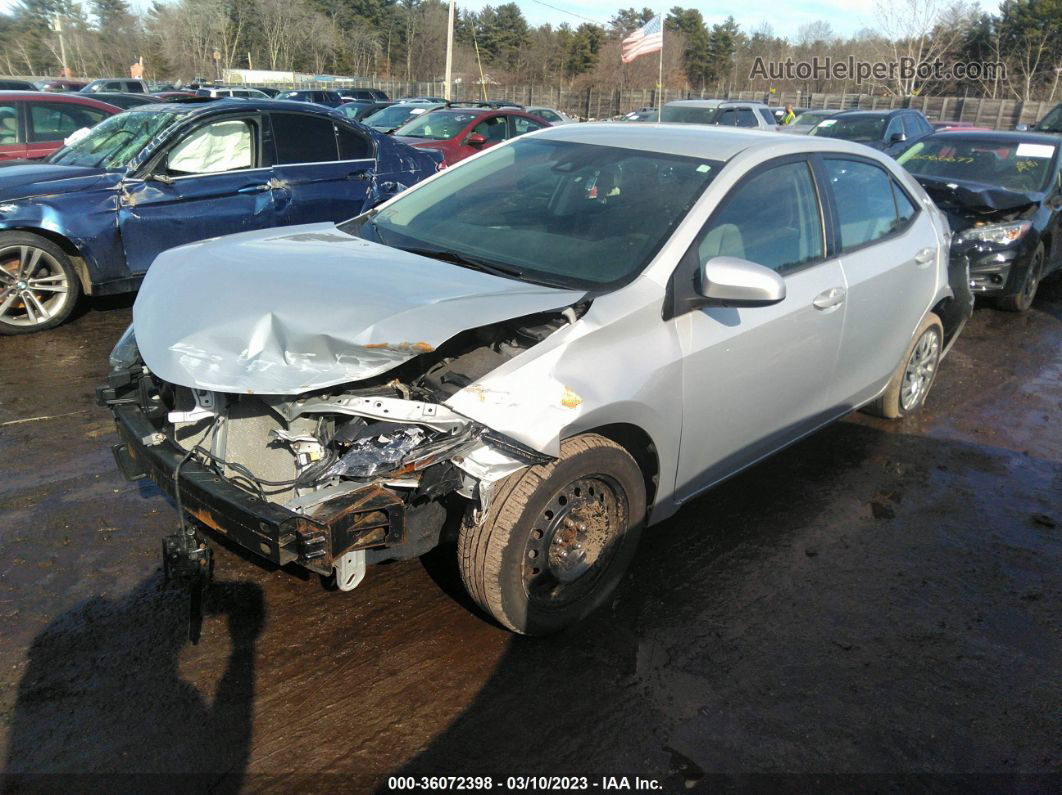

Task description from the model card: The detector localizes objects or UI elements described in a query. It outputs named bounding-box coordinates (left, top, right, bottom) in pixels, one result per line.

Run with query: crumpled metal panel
left=133, top=223, right=585, bottom=394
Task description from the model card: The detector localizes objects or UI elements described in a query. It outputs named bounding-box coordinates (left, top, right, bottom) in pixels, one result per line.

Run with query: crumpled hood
left=0, top=163, right=112, bottom=201
left=134, top=223, right=585, bottom=394
left=916, top=175, right=1041, bottom=216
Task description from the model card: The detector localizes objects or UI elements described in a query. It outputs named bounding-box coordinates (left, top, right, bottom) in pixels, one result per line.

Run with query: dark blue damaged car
left=0, top=99, right=441, bottom=334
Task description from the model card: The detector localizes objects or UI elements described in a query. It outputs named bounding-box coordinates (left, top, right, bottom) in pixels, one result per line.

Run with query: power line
left=525, top=0, right=605, bottom=25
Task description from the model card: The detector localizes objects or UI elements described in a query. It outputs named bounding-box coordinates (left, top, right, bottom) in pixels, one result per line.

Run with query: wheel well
left=583, top=423, right=659, bottom=509
left=3, top=226, right=93, bottom=295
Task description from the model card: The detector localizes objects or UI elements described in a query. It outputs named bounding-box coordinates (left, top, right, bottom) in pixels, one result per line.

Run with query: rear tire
left=863, top=312, right=943, bottom=419
left=457, top=434, right=645, bottom=635
left=0, top=232, right=81, bottom=334
left=996, top=244, right=1044, bottom=312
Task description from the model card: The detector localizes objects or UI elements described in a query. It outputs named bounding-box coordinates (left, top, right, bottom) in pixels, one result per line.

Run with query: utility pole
left=444, top=0, right=455, bottom=100
left=52, top=14, right=69, bottom=77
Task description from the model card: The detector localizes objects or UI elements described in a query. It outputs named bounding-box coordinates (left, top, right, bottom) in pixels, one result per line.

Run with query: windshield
left=364, top=104, right=432, bottom=130
left=48, top=110, right=182, bottom=169
left=898, top=137, right=1057, bottom=192
left=1037, top=104, right=1062, bottom=133
left=341, top=138, right=722, bottom=290
left=810, top=116, right=887, bottom=142
left=396, top=112, right=478, bottom=139
left=659, top=105, right=720, bottom=124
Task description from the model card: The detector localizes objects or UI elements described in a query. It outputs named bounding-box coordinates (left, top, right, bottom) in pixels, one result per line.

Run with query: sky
left=0, top=0, right=1002, bottom=40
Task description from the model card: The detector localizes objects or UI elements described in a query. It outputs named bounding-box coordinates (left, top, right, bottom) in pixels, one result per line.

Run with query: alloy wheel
left=0, top=245, right=71, bottom=328
left=900, top=328, right=941, bottom=412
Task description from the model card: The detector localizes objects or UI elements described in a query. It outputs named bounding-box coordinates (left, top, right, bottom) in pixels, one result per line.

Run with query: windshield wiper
left=396, top=245, right=526, bottom=279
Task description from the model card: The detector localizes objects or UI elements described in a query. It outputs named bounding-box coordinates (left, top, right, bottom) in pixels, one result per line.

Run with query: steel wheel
left=0, top=243, right=74, bottom=329
left=900, top=327, right=941, bottom=412
left=522, top=475, right=628, bottom=609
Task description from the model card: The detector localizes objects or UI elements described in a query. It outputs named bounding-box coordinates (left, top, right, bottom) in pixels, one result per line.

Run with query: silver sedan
left=104, top=123, right=968, bottom=635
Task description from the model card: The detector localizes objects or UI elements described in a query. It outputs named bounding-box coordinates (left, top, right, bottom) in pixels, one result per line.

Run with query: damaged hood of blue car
left=133, top=222, right=585, bottom=394
left=0, top=163, right=115, bottom=201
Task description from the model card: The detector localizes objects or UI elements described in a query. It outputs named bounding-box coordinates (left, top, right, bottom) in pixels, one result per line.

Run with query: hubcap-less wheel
left=900, top=328, right=940, bottom=412
left=523, top=475, right=628, bottom=609
left=0, top=245, right=71, bottom=327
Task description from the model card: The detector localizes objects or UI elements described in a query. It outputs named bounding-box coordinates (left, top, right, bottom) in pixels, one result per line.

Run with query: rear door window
left=337, top=124, right=372, bottom=160
left=758, top=108, right=776, bottom=125
left=824, top=158, right=908, bottom=250
left=271, top=112, right=338, bottom=163
left=511, top=115, right=546, bottom=136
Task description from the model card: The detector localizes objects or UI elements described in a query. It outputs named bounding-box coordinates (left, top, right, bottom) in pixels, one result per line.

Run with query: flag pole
left=657, top=12, right=663, bottom=122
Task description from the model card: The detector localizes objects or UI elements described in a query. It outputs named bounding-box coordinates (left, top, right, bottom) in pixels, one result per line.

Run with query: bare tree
left=873, top=0, right=976, bottom=95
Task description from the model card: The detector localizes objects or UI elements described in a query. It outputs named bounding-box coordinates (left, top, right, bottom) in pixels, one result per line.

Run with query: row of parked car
left=2, top=77, right=1059, bottom=633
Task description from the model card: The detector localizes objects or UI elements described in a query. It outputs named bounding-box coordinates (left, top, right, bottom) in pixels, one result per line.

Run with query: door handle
left=347, top=169, right=370, bottom=181
left=237, top=184, right=270, bottom=194
left=812, top=287, right=846, bottom=310
left=914, top=247, right=935, bottom=266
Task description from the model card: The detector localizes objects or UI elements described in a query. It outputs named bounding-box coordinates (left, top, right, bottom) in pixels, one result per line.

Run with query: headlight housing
left=954, top=221, right=1032, bottom=246
left=109, top=324, right=139, bottom=370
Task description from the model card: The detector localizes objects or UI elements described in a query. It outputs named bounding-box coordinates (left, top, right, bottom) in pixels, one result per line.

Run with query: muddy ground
left=0, top=285, right=1059, bottom=792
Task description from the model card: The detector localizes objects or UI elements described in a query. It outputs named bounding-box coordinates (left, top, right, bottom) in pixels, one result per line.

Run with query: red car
left=393, top=107, right=550, bottom=166
left=0, top=91, right=119, bottom=161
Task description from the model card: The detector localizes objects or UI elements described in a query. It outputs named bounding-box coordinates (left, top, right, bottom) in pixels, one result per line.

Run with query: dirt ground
left=0, top=283, right=1059, bottom=792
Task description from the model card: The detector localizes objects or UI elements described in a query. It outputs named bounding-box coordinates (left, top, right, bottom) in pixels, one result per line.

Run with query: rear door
left=0, top=100, right=27, bottom=161
left=822, top=156, right=940, bottom=406
left=509, top=114, right=547, bottom=139
left=268, top=111, right=375, bottom=226
left=119, top=113, right=276, bottom=273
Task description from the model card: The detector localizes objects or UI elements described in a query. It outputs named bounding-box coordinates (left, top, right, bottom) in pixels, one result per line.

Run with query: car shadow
left=2, top=576, right=264, bottom=793
left=393, top=419, right=1061, bottom=786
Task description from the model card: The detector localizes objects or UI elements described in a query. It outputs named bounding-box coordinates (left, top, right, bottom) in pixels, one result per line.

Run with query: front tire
left=458, top=434, right=646, bottom=635
left=996, top=244, right=1044, bottom=313
left=863, top=312, right=943, bottom=419
left=0, top=232, right=81, bottom=334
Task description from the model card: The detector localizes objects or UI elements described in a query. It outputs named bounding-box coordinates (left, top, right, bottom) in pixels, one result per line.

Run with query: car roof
left=0, top=90, right=117, bottom=106
left=534, top=122, right=890, bottom=161
left=833, top=109, right=908, bottom=118
left=665, top=99, right=769, bottom=108
left=94, top=98, right=352, bottom=119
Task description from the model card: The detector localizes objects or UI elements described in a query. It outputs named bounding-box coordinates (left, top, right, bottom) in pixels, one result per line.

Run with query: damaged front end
left=98, top=310, right=575, bottom=589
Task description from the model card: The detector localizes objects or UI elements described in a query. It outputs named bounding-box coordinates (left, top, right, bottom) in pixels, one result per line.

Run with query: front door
left=268, top=112, right=375, bottom=227
left=119, top=114, right=275, bottom=274
left=675, top=158, right=846, bottom=500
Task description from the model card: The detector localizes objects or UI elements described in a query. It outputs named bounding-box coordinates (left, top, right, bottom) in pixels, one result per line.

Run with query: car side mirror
left=698, top=256, right=786, bottom=306
left=1014, top=122, right=1030, bottom=132
left=889, top=131, right=907, bottom=143
left=466, top=132, right=487, bottom=146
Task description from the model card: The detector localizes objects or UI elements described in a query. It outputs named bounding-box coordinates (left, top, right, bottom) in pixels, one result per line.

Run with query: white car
left=527, top=106, right=577, bottom=125
left=103, top=124, right=970, bottom=635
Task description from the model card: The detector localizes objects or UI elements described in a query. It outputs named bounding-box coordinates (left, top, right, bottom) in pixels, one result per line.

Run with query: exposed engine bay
left=136, top=306, right=587, bottom=584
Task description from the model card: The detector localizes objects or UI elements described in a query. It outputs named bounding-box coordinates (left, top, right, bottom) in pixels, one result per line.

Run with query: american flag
left=621, top=16, right=663, bottom=64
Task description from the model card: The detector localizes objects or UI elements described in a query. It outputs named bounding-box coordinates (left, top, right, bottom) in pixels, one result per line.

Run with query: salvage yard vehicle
left=0, top=91, right=119, bottom=161
left=100, top=124, right=969, bottom=635
left=898, top=130, right=1061, bottom=311
left=1016, top=102, right=1061, bottom=134
left=782, top=109, right=838, bottom=135
left=660, top=99, right=778, bottom=130
left=362, top=102, right=446, bottom=134
left=394, top=107, right=551, bottom=166
left=0, top=99, right=440, bottom=333
left=809, top=109, right=934, bottom=157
